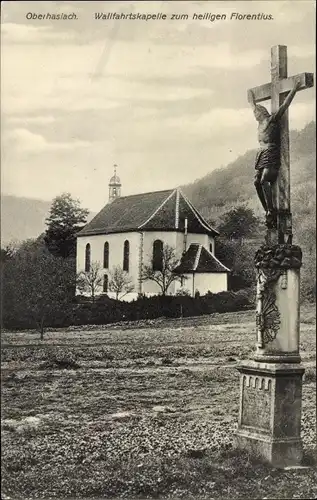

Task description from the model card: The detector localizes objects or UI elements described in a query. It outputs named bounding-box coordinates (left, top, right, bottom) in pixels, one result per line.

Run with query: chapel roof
left=173, top=244, right=230, bottom=274
left=77, top=188, right=219, bottom=237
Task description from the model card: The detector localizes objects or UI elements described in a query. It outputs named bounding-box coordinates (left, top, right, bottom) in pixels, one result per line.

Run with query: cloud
left=1, top=22, right=75, bottom=44
left=165, top=106, right=252, bottom=134
left=8, top=115, right=56, bottom=124
left=289, top=44, right=316, bottom=60
left=105, top=41, right=266, bottom=80
left=289, top=101, right=316, bottom=128
left=1, top=0, right=315, bottom=210
left=4, top=128, right=90, bottom=153
left=2, top=37, right=214, bottom=115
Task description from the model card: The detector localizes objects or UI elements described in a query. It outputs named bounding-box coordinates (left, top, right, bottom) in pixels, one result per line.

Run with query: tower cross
left=248, top=45, right=313, bottom=244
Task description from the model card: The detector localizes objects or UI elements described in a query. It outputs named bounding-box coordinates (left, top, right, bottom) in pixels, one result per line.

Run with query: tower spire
left=108, top=164, right=122, bottom=203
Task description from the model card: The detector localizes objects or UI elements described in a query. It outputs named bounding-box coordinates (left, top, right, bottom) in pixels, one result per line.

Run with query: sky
left=1, top=0, right=315, bottom=212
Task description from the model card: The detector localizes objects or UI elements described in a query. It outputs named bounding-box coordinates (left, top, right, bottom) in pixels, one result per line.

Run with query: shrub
left=3, top=287, right=254, bottom=331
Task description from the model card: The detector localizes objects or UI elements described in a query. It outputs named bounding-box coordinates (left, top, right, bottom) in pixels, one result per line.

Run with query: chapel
left=76, top=167, right=230, bottom=300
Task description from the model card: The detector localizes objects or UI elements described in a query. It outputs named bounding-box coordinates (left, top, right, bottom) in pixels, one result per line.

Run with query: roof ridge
left=77, top=188, right=220, bottom=238
left=138, top=189, right=177, bottom=230
left=193, top=244, right=202, bottom=271
left=175, top=189, right=180, bottom=229
left=179, top=189, right=219, bottom=235
left=173, top=243, right=229, bottom=274
left=208, top=250, right=231, bottom=272
left=113, top=188, right=174, bottom=200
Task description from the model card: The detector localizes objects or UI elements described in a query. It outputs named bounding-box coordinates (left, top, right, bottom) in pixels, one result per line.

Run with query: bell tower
left=108, top=164, right=121, bottom=203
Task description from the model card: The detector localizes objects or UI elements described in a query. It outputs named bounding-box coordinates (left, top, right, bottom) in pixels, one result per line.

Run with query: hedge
left=2, top=288, right=255, bottom=331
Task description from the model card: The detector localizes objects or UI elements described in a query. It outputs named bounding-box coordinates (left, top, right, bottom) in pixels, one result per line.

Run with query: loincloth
left=255, top=146, right=280, bottom=171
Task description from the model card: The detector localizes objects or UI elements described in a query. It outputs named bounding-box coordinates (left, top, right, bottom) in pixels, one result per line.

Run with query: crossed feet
left=265, top=209, right=278, bottom=229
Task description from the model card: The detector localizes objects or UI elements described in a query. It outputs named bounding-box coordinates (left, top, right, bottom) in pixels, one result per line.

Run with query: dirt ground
left=1, top=306, right=316, bottom=499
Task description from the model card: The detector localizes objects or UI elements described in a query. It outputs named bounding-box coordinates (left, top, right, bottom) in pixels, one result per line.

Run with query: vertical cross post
left=271, top=46, right=292, bottom=244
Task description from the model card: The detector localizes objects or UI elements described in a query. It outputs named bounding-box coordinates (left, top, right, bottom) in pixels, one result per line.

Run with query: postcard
left=1, top=1, right=315, bottom=499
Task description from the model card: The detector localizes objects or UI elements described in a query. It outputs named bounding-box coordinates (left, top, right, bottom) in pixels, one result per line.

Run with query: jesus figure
left=248, top=78, right=301, bottom=226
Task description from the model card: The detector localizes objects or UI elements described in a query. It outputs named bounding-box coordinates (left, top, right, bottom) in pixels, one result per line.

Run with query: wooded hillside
left=182, top=121, right=316, bottom=242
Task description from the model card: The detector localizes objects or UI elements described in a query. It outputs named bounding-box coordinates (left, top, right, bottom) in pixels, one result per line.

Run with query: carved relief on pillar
left=243, top=374, right=272, bottom=390
left=254, top=244, right=302, bottom=348
left=255, top=268, right=282, bottom=347
left=255, top=244, right=302, bottom=269
left=241, top=374, right=273, bottom=431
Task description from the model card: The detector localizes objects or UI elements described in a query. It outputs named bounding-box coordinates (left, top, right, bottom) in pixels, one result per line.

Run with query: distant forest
left=181, top=121, right=316, bottom=300
left=182, top=121, right=316, bottom=244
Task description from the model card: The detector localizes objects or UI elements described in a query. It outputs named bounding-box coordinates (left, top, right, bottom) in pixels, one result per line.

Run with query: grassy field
left=1, top=306, right=316, bottom=499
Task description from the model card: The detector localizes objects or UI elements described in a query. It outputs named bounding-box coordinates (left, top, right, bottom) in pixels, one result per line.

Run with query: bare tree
left=77, top=261, right=103, bottom=302
left=141, top=244, right=185, bottom=296
left=109, top=265, right=134, bottom=300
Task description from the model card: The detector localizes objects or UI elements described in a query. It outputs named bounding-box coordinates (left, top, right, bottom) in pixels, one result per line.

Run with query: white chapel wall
left=175, top=273, right=228, bottom=296
left=141, top=231, right=216, bottom=295
left=77, top=230, right=223, bottom=300
left=142, top=230, right=178, bottom=295
left=175, top=232, right=214, bottom=256
left=193, top=273, right=228, bottom=295
left=77, top=232, right=140, bottom=298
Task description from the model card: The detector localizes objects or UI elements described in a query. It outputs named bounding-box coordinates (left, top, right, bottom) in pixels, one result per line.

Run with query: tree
left=2, top=240, right=76, bottom=338
left=76, top=261, right=103, bottom=302
left=294, top=215, right=316, bottom=256
left=215, top=237, right=257, bottom=291
left=218, top=205, right=260, bottom=241
left=44, top=193, right=89, bottom=258
left=0, top=243, right=17, bottom=263
left=141, top=244, right=184, bottom=296
left=108, top=265, right=134, bottom=300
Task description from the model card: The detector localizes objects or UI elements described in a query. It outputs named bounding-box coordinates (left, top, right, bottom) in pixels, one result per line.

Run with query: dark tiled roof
left=174, top=243, right=200, bottom=272
left=174, top=244, right=230, bottom=274
left=78, top=189, right=219, bottom=237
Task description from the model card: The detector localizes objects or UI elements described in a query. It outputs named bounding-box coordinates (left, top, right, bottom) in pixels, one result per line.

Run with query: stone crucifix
left=236, top=46, right=314, bottom=468
left=247, top=45, right=314, bottom=244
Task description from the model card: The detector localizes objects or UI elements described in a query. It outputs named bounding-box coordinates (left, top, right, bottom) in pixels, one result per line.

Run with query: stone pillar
left=236, top=362, right=304, bottom=467
left=235, top=244, right=304, bottom=468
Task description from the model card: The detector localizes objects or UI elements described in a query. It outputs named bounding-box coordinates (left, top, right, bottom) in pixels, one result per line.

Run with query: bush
left=175, top=288, right=191, bottom=297
left=300, top=250, right=316, bottom=303
left=2, top=287, right=255, bottom=331
left=58, top=289, right=254, bottom=327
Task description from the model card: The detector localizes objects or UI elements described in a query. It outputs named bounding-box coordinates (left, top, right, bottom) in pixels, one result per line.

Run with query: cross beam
left=249, top=72, right=314, bottom=104
left=249, top=45, right=314, bottom=244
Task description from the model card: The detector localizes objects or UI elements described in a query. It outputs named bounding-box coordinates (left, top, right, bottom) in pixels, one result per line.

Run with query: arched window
left=209, top=243, right=213, bottom=254
left=103, top=274, right=108, bottom=293
left=103, top=242, right=109, bottom=268
left=123, top=240, right=130, bottom=272
left=153, top=240, right=163, bottom=271
left=85, top=243, right=91, bottom=272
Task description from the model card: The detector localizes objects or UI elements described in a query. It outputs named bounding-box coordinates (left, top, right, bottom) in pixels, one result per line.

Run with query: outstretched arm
left=272, top=78, right=301, bottom=121
left=247, top=89, right=257, bottom=111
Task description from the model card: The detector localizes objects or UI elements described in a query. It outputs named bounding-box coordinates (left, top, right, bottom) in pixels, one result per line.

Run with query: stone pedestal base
left=235, top=361, right=305, bottom=468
